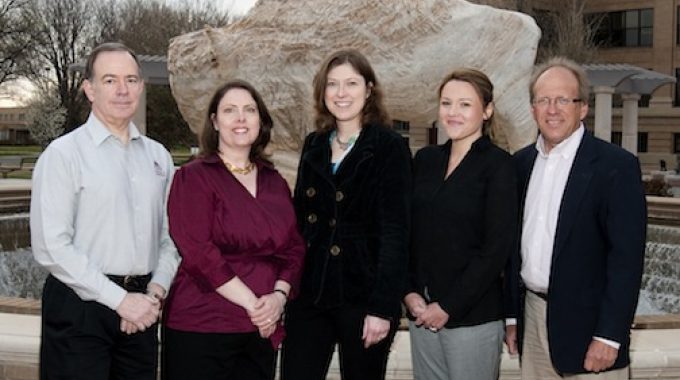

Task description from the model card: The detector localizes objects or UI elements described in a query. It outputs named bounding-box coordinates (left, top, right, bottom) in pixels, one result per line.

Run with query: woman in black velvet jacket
left=280, top=49, right=411, bottom=380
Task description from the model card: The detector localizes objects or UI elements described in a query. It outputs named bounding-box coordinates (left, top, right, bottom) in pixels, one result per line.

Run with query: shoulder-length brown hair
left=199, top=79, right=273, bottom=164
left=312, top=49, right=390, bottom=132
left=438, top=68, right=495, bottom=136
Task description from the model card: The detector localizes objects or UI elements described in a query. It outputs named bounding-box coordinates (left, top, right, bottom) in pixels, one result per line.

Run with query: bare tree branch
left=526, top=0, right=603, bottom=63
left=0, top=0, right=34, bottom=84
left=21, top=0, right=105, bottom=131
left=17, top=0, right=231, bottom=147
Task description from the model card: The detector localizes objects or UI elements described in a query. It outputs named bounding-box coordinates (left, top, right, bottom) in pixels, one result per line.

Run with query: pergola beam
left=584, top=64, right=676, bottom=155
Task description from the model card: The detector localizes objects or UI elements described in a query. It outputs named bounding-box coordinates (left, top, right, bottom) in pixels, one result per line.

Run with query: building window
left=392, top=119, right=410, bottom=133
left=592, top=8, right=653, bottom=47
left=392, top=119, right=410, bottom=145
left=676, top=68, right=680, bottom=107
left=428, top=121, right=438, bottom=145
left=638, top=132, right=648, bottom=153
left=674, top=133, right=680, bottom=153
left=613, top=132, right=647, bottom=151
left=639, top=94, right=651, bottom=108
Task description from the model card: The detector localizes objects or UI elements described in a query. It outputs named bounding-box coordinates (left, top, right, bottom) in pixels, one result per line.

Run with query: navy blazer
left=507, top=131, right=647, bottom=374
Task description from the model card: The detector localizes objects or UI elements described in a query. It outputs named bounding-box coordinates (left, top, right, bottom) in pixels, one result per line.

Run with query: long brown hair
left=199, top=79, right=273, bottom=163
left=312, top=49, right=390, bottom=132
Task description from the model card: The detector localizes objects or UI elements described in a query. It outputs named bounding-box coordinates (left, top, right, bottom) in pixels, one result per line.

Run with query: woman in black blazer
left=280, top=49, right=411, bottom=380
left=404, top=68, right=518, bottom=380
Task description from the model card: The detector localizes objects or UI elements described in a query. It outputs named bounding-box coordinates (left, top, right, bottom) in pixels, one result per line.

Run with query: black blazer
left=507, top=131, right=647, bottom=374
left=292, top=123, right=412, bottom=320
left=409, top=136, right=518, bottom=328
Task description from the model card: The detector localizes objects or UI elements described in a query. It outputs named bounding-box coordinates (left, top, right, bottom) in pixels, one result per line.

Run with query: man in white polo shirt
left=30, top=42, right=179, bottom=380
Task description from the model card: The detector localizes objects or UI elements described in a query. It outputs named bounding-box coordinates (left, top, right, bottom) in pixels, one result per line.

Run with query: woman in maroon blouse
left=162, top=80, right=305, bottom=380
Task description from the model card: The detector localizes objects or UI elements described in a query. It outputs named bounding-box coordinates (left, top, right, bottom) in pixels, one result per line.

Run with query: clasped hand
left=404, top=292, right=449, bottom=331
left=248, top=291, right=286, bottom=339
left=117, top=292, right=161, bottom=335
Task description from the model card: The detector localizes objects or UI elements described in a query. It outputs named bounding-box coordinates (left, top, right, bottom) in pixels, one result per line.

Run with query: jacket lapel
left=301, top=131, right=334, bottom=187
left=552, top=132, right=596, bottom=262
left=519, top=148, right=538, bottom=199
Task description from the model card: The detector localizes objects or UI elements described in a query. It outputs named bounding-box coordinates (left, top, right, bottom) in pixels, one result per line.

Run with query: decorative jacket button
left=306, top=187, right=316, bottom=197
left=330, top=245, right=341, bottom=256
left=335, top=191, right=344, bottom=202
left=328, top=218, right=336, bottom=227
left=307, top=213, right=318, bottom=223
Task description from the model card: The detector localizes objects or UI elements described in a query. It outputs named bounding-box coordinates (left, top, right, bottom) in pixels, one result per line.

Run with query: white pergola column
left=132, top=88, right=147, bottom=135
left=621, top=93, right=641, bottom=155
left=593, top=85, right=615, bottom=142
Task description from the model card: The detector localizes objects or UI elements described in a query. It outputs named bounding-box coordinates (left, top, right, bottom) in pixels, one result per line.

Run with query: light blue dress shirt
left=30, top=113, right=180, bottom=311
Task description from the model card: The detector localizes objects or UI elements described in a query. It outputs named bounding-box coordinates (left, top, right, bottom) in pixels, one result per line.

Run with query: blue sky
left=227, top=0, right=256, bottom=16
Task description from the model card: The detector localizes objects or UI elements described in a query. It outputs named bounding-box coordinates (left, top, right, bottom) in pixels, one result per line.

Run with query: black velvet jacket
left=293, top=123, right=412, bottom=320
left=409, top=136, right=518, bottom=328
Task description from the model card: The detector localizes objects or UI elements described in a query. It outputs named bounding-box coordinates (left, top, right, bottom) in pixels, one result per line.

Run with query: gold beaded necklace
left=223, top=161, right=255, bottom=175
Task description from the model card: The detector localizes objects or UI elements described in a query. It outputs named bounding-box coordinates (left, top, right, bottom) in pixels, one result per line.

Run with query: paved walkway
left=2, top=311, right=680, bottom=380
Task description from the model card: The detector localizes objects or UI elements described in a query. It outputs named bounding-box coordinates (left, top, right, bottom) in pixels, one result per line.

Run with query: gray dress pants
left=409, top=319, right=504, bottom=380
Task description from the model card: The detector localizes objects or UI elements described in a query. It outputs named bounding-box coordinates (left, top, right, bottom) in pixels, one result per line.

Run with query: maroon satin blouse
left=163, top=154, right=305, bottom=348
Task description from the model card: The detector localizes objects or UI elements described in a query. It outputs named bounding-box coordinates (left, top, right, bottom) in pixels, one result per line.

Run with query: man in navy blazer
left=505, top=57, right=647, bottom=379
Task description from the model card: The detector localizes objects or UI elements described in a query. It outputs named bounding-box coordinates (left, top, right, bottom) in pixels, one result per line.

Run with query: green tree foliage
left=145, top=85, right=198, bottom=149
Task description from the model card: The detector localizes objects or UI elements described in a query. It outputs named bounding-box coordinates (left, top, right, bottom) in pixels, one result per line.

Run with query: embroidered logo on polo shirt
left=153, top=161, right=166, bottom=177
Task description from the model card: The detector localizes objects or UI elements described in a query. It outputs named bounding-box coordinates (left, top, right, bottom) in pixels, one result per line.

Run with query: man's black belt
left=528, top=289, right=548, bottom=301
left=106, top=273, right=152, bottom=293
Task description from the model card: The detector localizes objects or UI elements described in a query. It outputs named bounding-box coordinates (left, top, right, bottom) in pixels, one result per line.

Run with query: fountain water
left=0, top=213, right=677, bottom=316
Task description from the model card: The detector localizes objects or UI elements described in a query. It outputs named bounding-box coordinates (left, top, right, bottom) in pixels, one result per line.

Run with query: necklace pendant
left=335, top=134, right=357, bottom=151
left=336, top=139, right=350, bottom=151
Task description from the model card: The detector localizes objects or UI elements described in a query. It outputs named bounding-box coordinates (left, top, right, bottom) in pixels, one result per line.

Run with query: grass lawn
left=170, top=147, right=193, bottom=166
left=6, top=170, right=33, bottom=180
left=0, top=145, right=42, bottom=156
left=0, top=146, right=39, bottom=179
left=0, top=145, right=193, bottom=178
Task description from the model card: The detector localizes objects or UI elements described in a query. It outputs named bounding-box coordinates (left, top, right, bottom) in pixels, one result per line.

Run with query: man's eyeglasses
left=532, top=97, right=582, bottom=108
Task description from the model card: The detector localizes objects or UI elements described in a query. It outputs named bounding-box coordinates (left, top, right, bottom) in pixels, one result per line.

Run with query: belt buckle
left=123, top=275, right=133, bottom=289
